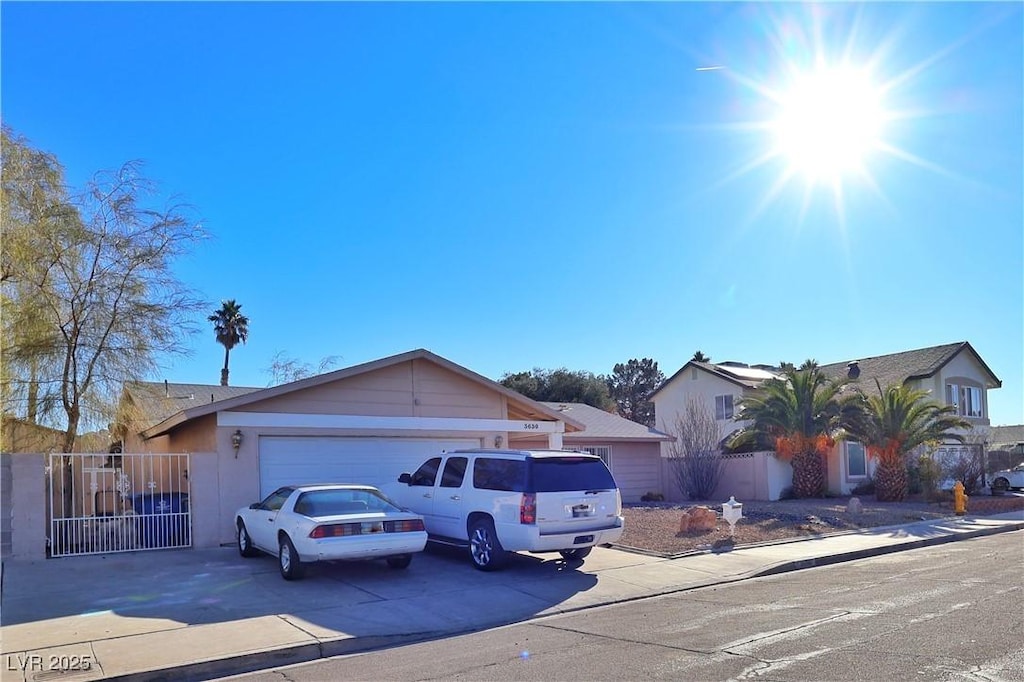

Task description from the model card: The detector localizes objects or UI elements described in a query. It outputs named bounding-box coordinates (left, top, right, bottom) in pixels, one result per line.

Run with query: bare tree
left=264, top=352, right=341, bottom=386
left=664, top=398, right=725, bottom=500
left=2, top=151, right=207, bottom=452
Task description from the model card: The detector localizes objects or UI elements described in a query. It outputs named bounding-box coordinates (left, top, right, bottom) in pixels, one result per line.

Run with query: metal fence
left=48, top=452, right=191, bottom=557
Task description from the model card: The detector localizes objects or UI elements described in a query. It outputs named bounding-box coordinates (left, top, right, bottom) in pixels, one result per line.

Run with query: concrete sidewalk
left=2, top=512, right=1022, bottom=682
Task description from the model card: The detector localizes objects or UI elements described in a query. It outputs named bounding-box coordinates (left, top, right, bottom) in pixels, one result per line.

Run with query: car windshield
left=529, top=457, right=616, bottom=492
left=293, top=488, right=401, bottom=517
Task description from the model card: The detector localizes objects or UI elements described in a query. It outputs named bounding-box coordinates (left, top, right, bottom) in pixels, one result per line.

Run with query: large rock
left=682, top=506, right=718, bottom=532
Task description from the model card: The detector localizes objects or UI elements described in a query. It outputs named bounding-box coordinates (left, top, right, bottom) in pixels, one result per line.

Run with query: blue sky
left=3, top=2, right=1022, bottom=426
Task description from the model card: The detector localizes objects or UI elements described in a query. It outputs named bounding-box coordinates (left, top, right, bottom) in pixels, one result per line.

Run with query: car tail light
left=385, top=519, right=425, bottom=533
left=311, top=519, right=424, bottom=538
left=309, top=523, right=361, bottom=539
left=520, top=493, right=536, bottom=524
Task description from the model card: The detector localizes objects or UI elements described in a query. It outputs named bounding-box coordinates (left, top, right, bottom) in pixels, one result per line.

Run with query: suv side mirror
left=398, top=472, right=411, bottom=485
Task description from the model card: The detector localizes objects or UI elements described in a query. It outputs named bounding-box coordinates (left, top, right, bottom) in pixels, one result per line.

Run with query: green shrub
left=916, top=454, right=943, bottom=501
left=640, top=491, right=665, bottom=502
left=851, top=476, right=875, bottom=496
left=907, top=463, right=923, bottom=495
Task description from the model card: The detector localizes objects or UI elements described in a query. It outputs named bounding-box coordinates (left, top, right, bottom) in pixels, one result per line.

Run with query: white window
left=715, top=395, right=734, bottom=420
left=946, top=383, right=983, bottom=418
left=575, top=446, right=612, bottom=467
left=846, top=442, right=867, bottom=478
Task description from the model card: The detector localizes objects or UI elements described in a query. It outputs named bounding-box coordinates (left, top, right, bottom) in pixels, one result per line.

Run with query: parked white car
left=386, top=449, right=624, bottom=571
left=989, top=465, right=1024, bottom=495
left=235, top=484, right=427, bottom=580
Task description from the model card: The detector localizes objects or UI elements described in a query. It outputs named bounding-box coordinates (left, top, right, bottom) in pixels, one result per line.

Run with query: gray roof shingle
left=541, top=402, right=673, bottom=441
left=989, top=425, right=1024, bottom=448
left=818, top=341, right=1000, bottom=394
left=124, top=381, right=262, bottom=431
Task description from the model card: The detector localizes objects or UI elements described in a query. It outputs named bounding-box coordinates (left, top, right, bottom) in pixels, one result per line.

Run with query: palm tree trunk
left=875, top=460, right=908, bottom=501
left=221, top=347, right=230, bottom=386
left=791, top=449, right=826, bottom=498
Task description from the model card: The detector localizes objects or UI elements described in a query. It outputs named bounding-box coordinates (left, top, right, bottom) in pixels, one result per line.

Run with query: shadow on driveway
left=0, top=541, right=600, bottom=640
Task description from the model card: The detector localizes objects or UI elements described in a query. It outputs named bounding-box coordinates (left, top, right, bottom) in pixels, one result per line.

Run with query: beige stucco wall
left=187, top=451, right=221, bottom=549
left=165, top=414, right=218, bottom=453
left=911, top=350, right=995, bottom=430
left=2, top=454, right=47, bottom=560
left=236, top=359, right=505, bottom=420
left=653, top=368, right=752, bottom=456
left=664, top=451, right=792, bottom=503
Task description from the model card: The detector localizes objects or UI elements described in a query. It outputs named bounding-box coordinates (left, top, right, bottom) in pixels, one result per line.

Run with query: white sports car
left=989, top=465, right=1024, bottom=495
left=235, top=484, right=427, bottom=580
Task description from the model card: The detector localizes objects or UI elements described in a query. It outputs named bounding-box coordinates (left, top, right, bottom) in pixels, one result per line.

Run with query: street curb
left=101, top=634, right=434, bottom=682
left=750, top=519, right=1024, bottom=578
left=71, top=521, right=1024, bottom=682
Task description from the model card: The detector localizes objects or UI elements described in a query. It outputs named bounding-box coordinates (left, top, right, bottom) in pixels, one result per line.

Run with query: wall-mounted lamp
left=494, top=435, right=503, bottom=449
left=232, top=429, right=243, bottom=458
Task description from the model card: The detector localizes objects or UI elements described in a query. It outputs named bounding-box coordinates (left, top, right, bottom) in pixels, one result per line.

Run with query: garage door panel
left=258, top=437, right=478, bottom=498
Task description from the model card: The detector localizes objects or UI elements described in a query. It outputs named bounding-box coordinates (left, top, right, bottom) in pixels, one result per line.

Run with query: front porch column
left=547, top=432, right=563, bottom=449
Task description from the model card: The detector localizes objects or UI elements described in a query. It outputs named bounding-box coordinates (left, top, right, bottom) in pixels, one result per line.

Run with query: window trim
left=945, top=381, right=984, bottom=418
left=845, top=441, right=867, bottom=480
left=715, top=394, right=734, bottom=421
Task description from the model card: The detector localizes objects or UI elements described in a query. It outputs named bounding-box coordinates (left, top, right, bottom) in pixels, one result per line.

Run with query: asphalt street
left=223, top=530, right=1024, bottom=682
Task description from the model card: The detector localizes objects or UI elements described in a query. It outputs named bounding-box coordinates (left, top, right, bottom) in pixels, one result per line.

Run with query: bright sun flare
left=773, top=67, right=885, bottom=183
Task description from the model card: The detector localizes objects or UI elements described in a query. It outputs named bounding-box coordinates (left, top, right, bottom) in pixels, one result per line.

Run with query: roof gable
left=652, top=360, right=775, bottom=400
left=132, top=349, right=583, bottom=438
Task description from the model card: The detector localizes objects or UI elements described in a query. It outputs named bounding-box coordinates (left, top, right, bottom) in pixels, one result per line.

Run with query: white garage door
left=258, top=436, right=480, bottom=498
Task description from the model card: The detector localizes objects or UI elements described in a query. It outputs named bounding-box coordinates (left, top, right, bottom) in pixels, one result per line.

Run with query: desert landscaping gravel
left=617, top=495, right=1024, bottom=556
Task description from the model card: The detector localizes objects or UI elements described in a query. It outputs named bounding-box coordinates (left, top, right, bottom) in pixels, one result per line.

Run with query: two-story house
left=653, top=341, right=1002, bottom=500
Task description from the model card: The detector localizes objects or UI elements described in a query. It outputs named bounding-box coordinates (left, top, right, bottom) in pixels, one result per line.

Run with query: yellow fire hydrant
left=953, top=481, right=968, bottom=516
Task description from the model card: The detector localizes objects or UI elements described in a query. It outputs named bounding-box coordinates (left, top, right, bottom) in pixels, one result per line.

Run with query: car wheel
left=279, top=535, right=305, bottom=580
left=469, top=518, right=507, bottom=571
left=237, top=521, right=258, bottom=558
left=991, top=478, right=1010, bottom=496
left=386, top=554, right=412, bottom=570
left=559, top=547, right=592, bottom=562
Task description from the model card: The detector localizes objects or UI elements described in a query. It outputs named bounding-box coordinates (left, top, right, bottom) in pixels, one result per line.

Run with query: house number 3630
left=523, top=423, right=540, bottom=430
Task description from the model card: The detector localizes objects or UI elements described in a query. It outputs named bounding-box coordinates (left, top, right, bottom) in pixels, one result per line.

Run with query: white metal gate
left=48, top=453, right=191, bottom=557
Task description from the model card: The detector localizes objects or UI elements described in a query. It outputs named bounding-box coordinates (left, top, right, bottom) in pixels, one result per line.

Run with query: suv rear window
left=529, top=457, right=616, bottom=492
left=473, top=458, right=527, bottom=491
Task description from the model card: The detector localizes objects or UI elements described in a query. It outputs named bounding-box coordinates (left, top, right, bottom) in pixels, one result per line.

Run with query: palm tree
left=845, top=381, right=972, bottom=502
left=208, top=299, right=249, bottom=386
left=691, top=350, right=710, bottom=363
left=731, top=361, right=861, bottom=498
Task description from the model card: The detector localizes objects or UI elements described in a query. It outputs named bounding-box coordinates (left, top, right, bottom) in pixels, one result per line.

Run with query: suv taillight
left=520, top=493, right=536, bottom=524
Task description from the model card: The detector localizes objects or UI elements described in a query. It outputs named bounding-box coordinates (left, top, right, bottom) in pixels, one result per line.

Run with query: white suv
left=387, top=449, right=624, bottom=570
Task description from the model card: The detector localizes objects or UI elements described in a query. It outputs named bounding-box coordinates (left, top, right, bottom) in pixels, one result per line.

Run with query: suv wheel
left=469, top=518, right=507, bottom=571
left=559, top=547, right=592, bottom=562
left=991, top=478, right=1010, bottom=495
